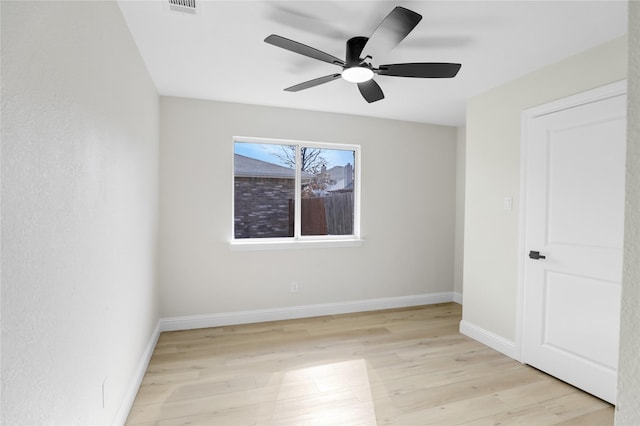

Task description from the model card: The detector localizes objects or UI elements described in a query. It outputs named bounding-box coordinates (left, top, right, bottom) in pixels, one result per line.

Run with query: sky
left=235, top=142, right=355, bottom=169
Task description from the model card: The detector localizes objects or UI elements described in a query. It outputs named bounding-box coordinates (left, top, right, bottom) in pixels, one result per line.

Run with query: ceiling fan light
left=341, top=66, right=374, bottom=83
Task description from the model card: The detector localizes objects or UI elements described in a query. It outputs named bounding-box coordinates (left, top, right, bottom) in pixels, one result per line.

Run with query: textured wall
left=159, top=97, right=457, bottom=318
left=1, top=2, right=159, bottom=424
left=616, top=1, right=640, bottom=424
left=464, top=36, right=627, bottom=341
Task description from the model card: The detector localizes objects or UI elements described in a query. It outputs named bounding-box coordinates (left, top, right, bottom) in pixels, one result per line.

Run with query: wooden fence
left=323, top=192, right=354, bottom=235
left=289, top=191, right=354, bottom=236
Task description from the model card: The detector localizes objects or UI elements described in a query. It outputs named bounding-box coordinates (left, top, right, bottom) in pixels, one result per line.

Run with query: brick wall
left=234, top=177, right=294, bottom=238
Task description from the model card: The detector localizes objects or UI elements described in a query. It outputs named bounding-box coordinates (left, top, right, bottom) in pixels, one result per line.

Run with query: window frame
left=230, top=136, right=362, bottom=250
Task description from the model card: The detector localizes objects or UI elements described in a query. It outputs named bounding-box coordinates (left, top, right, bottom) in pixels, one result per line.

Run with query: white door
left=522, top=83, right=626, bottom=404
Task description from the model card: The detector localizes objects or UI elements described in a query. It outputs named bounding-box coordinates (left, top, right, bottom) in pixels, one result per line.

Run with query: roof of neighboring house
left=327, top=179, right=354, bottom=192
left=234, top=154, right=312, bottom=180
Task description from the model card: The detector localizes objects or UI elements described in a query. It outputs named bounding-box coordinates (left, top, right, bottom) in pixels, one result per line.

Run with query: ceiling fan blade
left=284, top=74, right=342, bottom=92
left=357, top=79, right=384, bottom=103
left=364, top=7, right=422, bottom=57
left=377, top=63, right=462, bottom=78
left=265, top=34, right=345, bottom=66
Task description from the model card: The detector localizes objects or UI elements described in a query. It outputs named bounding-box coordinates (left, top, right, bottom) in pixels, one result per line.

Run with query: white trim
left=232, top=136, right=362, bottom=244
left=234, top=135, right=357, bottom=151
left=160, top=292, right=456, bottom=332
left=453, top=292, right=463, bottom=305
left=230, top=238, right=364, bottom=251
left=523, top=80, right=627, bottom=119
left=294, top=144, right=302, bottom=237
left=112, top=322, right=161, bottom=426
left=459, top=320, right=518, bottom=360
left=517, top=79, right=627, bottom=363
left=517, top=104, right=531, bottom=362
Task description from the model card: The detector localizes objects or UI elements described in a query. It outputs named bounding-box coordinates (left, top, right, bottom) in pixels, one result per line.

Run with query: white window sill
left=229, top=238, right=364, bottom=251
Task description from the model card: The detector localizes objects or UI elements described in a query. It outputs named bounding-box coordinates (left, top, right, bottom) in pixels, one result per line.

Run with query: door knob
left=529, top=250, right=546, bottom=260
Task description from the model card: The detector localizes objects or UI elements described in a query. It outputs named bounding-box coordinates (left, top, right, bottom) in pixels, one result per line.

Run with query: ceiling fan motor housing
left=345, top=36, right=370, bottom=67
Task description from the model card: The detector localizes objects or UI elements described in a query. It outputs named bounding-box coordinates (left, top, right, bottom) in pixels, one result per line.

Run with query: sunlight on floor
left=258, top=359, right=377, bottom=425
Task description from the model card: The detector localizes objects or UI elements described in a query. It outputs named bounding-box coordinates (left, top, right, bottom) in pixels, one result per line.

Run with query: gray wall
left=158, top=96, right=457, bottom=318
left=1, top=2, right=159, bottom=424
left=616, top=1, right=640, bottom=423
left=454, top=127, right=466, bottom=299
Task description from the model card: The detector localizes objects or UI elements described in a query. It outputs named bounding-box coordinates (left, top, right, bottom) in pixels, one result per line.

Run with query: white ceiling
left=117, top=1, right=628, bottom=126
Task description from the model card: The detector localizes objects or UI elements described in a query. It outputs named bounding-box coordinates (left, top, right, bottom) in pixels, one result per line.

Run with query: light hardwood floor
left=126, top=303, right=613, bottom=425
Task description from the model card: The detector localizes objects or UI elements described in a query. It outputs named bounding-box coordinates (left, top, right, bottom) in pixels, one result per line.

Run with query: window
left=233, top=137, right=360, bottom=247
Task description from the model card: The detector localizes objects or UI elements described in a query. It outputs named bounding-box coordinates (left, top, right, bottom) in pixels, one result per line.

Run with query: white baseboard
left=453, top=292, right=463, bottom=304
left=112, top=322, right=161, bottom=426
left=160, top=292, right=456, bottom=332
left=459, top=320, right=517, bottom=360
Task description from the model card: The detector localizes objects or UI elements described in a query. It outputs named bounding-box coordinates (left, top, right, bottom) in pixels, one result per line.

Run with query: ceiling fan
left=264, top=6, right=462, bottom=103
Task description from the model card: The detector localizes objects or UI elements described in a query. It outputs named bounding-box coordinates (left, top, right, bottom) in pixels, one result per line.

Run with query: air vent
left=169, top=0, right=196, bottom=14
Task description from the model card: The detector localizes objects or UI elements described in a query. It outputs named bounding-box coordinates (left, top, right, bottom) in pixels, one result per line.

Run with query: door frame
left=515, top=80, right=627, bottom=363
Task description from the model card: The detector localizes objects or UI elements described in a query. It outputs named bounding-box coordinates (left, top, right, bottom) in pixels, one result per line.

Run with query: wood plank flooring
left=126, top=303, right=613, bottom=425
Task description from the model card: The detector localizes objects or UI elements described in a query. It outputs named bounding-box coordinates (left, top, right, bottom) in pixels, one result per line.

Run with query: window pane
left=234, top=142, right=296, bottom=239
left=300, top=147, right=355, bottom=236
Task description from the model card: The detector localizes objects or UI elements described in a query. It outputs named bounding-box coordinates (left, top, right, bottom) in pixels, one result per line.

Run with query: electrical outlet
left=290, top=281, right=299, bottom=293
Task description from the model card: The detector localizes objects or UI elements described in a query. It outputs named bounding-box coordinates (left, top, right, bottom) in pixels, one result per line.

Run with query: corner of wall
left=459, top=320, right=518, bottom=360
left=454, top=126, right=466, bottom=298
left=615, top=1, right=640, bottom=424
left=113, top=323, right=161, bottom=425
